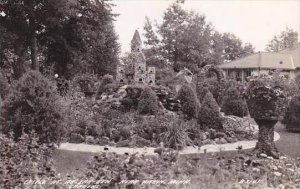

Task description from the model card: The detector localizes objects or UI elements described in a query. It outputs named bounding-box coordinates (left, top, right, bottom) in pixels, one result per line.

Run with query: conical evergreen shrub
left=138, top=87, right=159, bottom=115
left=197, top=92, right=222, bottom=130
left=177, top=84, right=200, bottom=120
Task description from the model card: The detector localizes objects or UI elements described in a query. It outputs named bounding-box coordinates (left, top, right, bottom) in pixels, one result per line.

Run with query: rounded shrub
left=137, top=87, right=159, bottom=115
left=283, top=95, right=300, bottom=132
left=0, top=70, right=66, bottom=144
left=221, top=86, right=248, bottom=117
left=197, top=92, right=222, bottom=130
left=96, top=74, right=114, bottom=98
left=177, top=84, right=200, bottom=120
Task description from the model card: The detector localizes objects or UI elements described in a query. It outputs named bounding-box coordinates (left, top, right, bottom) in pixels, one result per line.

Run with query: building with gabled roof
left=219, top=44, right=300, bottom=82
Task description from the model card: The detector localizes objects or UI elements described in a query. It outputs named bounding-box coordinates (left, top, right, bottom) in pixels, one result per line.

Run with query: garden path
left=58, top=132, right=280, bottom=155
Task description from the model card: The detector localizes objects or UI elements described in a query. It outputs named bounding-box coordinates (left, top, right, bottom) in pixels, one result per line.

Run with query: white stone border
left=58, top=132, right=280, bottom=155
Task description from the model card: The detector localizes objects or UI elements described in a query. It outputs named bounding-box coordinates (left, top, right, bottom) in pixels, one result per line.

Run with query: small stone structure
left=116, top=30, right=156, bottom=86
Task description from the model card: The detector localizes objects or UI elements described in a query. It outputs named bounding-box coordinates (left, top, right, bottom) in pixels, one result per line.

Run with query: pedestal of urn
left=254, top=118, right=279, bottom=158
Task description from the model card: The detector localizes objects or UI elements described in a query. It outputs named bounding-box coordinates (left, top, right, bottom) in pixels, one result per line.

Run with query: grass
left=52, top=149, right=96, bottom=175
left=52, top=147, right=300, bottom=189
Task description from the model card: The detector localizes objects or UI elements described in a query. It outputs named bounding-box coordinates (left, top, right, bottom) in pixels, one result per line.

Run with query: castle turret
left=131, top=30, right=142, bottom=52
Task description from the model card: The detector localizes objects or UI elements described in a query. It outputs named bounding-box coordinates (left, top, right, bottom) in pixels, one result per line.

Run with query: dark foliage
left=221, top=87, right=248, bottom=117
left=96, top=74, right=114, bottom=98
left=197, top=92, right=222, bottom=130
left=0, top=71, right=66, bottom=144
left=177, top=84, right=200, bottom=119
left=138, top=87, right=159, bottom=115
left=283, top=95, right=300, bottom=132
left=0, top=71, right=10, bottom=99
left=0, top=133, right=56, bottom=189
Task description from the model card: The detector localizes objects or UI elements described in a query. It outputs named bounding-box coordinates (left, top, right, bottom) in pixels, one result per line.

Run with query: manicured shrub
left=197, top=92, right=223, bottom=130
left=0, top=71, right=66, bottom=144
left=221, top=87, right=248, bottom=117
left=177, top=84, right=200, bottom=120
left=283, top=95, right=300, bottom=132
left=96, top=74, right=114, bottom=98
left=137, top=87, right=159, bottom=115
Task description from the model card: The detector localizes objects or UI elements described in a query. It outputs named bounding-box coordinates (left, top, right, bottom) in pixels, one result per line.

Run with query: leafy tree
left=42, top=0, right=120, bottom=78
left=143, top=1, right=255, bottom=72
left=0, top=0, right=120, bottom=79
left=222, top=33, right=254, bottom=62
left=143, top=17, right=168, bottom=68
left=266, top=28, right=298, bottom=52
left=158, top=2, right=214, bottom=72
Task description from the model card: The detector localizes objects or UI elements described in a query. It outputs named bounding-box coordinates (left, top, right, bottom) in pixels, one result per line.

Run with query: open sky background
left=111, top=0, right=300, bottom=54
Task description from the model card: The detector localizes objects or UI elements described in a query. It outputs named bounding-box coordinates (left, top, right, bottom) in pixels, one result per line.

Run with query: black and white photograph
left=0, top=0, right=299, bottom=188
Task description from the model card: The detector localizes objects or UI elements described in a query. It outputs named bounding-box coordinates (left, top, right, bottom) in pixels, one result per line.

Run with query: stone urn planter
left=244, top=80, right=286, bottom=158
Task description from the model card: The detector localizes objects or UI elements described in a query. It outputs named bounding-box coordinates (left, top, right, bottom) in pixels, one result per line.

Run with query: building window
left=139, top=78, right=142, bottom=82
left=149, top=80, right=153, bottom=84
left=150, top=70, right=153, bottom=73
left=120, top=79, right=123, bottom=83
left=120, top=69, right=123, bottom=73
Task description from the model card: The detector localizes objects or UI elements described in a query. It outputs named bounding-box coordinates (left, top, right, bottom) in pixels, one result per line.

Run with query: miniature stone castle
left=116, top=30, right=155, bottom=85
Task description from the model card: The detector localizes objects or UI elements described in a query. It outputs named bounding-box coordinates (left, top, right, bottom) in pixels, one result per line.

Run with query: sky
left=111, top=0, right=300, bottom=54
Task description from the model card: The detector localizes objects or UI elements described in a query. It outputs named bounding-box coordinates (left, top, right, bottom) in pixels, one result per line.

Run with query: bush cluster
left=221, top=86, right=248, bottom=118
left=0, top=71, right=66, bottom=144
left=197, top=92, right=223, bottom=130
left=177, top=84, right=200, bottom=120
left=283, top=95, right=300, bottom=132
left=138, top=87, right=159, bottom=115
left=0, top=133, right=56, bottom=189
left=96, top=74, right=115, bottom=98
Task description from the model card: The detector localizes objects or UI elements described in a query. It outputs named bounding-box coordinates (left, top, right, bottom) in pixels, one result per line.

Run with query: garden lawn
left=52, top=149, right=95, bottom=175
left=275, top=122, right=300, bottom=158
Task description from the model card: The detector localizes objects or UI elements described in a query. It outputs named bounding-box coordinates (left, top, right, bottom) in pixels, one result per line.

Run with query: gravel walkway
left=59, top=132, right=280, bottom=155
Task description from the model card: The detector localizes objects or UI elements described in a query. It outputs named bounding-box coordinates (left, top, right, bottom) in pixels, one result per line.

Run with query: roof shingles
left=219, top=46, right=300, bottom=70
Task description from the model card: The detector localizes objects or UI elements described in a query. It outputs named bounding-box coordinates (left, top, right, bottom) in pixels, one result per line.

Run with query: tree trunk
left=254, top=119, right=279, bottom=158
left=25, top=0, right=38, bottom=71
left=29, top=20, right=38, bottom=70
left=12, top=43, right=27, bottom=80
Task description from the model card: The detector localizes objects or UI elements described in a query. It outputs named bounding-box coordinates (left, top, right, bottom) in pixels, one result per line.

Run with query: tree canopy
left=266, top=28, right=298, bottom=52
left=143, top=1, right=255, bottom=73
left=0, top=0, right=120, bottom=79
